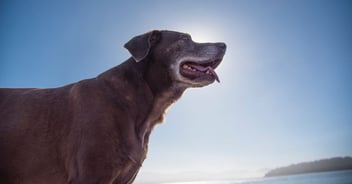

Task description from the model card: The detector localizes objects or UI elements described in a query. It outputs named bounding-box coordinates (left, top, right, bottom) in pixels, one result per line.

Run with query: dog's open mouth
left=180, top=59, right=222, bottom=83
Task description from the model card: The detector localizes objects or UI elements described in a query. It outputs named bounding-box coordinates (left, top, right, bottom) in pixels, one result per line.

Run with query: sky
left=1, top=0, right=352, bottom=183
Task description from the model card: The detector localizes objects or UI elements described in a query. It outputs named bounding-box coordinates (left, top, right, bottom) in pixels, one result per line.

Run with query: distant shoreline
left=265, top=156, right=352, bottom=177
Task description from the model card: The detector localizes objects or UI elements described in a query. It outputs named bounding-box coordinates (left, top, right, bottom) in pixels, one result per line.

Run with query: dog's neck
left=98, top=58, right=186, bottom=150
left=139, top=57, right=187, bottom=145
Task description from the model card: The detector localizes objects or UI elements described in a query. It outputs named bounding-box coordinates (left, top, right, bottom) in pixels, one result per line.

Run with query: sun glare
left=174, top=23, right=225, bottom=43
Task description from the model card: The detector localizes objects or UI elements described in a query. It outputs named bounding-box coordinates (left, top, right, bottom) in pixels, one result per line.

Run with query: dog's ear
left=124, top=30, right=161, bottom=62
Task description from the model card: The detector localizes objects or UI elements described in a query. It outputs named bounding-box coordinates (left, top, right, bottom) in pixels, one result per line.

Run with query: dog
left=0, top=30, right=226, bottom=184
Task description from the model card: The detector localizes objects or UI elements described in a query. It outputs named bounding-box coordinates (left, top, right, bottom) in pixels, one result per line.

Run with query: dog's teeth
left=206, top=70, right=210, bottom=74
left=183, top=65, right=190, bottom=70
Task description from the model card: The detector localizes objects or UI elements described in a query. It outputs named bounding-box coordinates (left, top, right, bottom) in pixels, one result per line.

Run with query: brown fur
left=0, top=30, right=226, bottom=184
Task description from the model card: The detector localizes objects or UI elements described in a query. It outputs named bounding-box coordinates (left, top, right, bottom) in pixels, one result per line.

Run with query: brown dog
left=0, top=30, right=226, bottom=184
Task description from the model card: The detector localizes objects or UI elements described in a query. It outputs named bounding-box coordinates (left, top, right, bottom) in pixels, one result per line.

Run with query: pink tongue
left=190, top=64, right=220, bottom=83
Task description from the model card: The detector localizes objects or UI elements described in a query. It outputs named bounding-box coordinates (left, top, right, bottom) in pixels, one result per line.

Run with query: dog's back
left=0, top=63, right=151, bottom=183
left=0, top=75, right=144, bottom=183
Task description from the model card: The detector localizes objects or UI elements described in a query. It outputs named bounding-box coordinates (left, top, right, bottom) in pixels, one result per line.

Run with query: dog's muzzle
left=177, top=42, right=226, bottom=87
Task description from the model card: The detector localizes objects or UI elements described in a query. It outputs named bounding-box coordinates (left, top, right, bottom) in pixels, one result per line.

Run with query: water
left=167, top=170, right=352, bottom=184
left=239, top=170, right=352, bottom=184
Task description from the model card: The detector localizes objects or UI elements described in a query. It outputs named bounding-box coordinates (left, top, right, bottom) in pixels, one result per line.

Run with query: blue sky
left=1, top=0, right=352, bottom=183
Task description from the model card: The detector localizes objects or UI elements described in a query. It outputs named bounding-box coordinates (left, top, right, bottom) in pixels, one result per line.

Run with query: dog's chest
left=115, top=147, right=148, bottom=183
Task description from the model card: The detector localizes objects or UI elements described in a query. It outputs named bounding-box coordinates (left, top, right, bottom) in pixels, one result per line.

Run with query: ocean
left=166, top=170, right=352, bottom=184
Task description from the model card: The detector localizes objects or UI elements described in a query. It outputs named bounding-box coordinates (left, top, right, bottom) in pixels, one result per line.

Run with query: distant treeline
left=265, top=156, right=352, bottom=177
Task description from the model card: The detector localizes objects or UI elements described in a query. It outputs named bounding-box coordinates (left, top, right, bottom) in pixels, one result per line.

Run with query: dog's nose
left=216, top=42, right=226, bottom=51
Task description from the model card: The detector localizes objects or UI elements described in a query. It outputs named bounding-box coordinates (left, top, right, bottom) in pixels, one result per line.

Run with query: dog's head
left=124, top=30, right=226, bottom=88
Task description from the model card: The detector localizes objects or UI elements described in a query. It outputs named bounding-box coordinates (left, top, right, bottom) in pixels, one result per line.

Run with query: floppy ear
left=124, top=30, right=161, bottom=62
